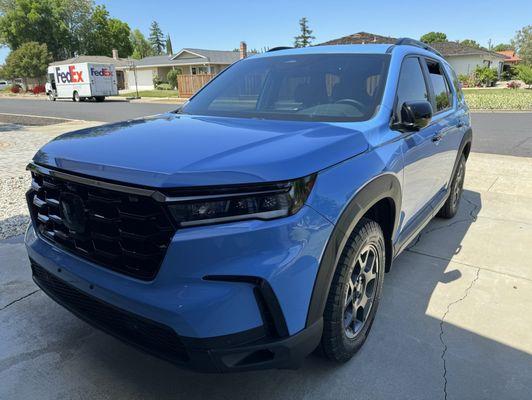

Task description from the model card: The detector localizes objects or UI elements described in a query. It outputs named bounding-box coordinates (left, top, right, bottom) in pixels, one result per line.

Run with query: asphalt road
left=1, top=98, right=531, bottom=157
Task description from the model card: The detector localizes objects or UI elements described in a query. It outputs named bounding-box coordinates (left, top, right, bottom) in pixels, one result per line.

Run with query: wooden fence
left=177, top=74, right=215, bottom=98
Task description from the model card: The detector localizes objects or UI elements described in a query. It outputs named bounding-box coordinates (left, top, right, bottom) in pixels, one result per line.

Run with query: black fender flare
left=305, top=173, right=402, bottom=327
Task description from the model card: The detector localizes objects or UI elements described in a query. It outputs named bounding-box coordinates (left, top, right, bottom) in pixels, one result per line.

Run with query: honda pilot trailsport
left=26, top=38, right=471, bottom=372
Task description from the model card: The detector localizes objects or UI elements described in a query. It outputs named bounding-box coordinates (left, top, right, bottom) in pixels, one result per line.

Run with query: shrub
left=152, top=74, right=165, bottom=87
left=32, top=84, right=46, bottom=94
left=516, top=64, right=532, bottom=88
left=10, top=85, right=21, bottom=93
left=156, top=83, right=173, bottom=90
left=166, top=69, right=179, bottom=89
left=458, top=73, right=477, bottom=88
left=474, top=66, right=498, bottom=87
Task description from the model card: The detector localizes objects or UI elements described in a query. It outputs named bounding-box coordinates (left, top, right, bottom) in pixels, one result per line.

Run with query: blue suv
left=25, top=39, right=471, bottom=372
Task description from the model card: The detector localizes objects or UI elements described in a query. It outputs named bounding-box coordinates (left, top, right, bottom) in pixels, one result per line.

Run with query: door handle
left=432, top=132, right=443, bottom=142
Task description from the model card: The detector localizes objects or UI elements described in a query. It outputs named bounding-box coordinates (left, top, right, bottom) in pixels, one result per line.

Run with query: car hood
left=34, top=113, right=369, bottom=187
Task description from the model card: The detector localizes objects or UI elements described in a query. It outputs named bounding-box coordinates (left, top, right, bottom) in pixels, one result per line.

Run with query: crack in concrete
left=0, top=289, right=40, bottom=311
left=407, top=197, right=480, bottom=251
left=439, top=268, right=480, bottom=400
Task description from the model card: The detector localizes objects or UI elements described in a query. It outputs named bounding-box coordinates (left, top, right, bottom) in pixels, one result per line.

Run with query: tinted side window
left=426, top=60, right=452, bottom=112
left=395, top=57, right=429, bottom=118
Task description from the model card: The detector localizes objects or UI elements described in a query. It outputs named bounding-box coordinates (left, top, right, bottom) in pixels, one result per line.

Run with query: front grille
left=27, top=167, right=176, bottom=281
left=32, top=262, right=188, bottom=363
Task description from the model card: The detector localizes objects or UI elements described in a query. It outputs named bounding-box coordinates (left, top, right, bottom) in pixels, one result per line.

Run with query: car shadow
left=3, top=189, right=532, bottom=399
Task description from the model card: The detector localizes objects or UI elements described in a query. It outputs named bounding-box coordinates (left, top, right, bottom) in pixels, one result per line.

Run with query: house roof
left=318, top=32, right=397, bottom=46
left=496, top=50, right=521, bottom=62
left=171, top=48, right=240, bottom=64
left=132, top=48, right=241, bottom=68
left=49, top=55, right=131, bottom=67
left=319, top=32, right=506, bottom=60
left=430, top=42, right=506, bottom=59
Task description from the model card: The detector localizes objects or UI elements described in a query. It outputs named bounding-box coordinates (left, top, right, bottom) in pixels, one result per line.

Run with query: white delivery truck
left=45, top=62, right=118, bottom=102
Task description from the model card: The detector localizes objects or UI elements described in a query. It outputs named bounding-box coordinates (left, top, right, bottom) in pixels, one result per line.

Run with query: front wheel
left=72, top=91, right=80, bottom=102
left=437, top=154, right=466, bottom=219
left=321, top=218, right=385, bottom=362
left=48, top=92, right=56, bottom=101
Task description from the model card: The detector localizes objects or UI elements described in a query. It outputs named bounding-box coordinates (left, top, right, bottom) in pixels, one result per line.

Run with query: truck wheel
left=95, top=96, right=105, bottom=102
left=437, top=154, right=466, bottom=219
left=48, top=92, right=56, bottom=101
left=72, top=91, right=80, bottom=102
left=321, top=218, right=385, bottom=362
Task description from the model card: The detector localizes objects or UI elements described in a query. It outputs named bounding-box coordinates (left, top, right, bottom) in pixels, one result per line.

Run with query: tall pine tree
left=149, top=21, right=165, bottom=55
left=165, top=34, right=173, bottom=55
left=294, top=17, right=315, bottom=48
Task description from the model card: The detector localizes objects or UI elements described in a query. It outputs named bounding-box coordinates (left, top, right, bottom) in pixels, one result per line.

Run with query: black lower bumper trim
left=31, top=260, right=323, bottom=372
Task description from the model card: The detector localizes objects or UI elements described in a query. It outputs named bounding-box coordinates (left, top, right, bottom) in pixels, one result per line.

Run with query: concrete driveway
left=1, top=150, right=531, bottom=399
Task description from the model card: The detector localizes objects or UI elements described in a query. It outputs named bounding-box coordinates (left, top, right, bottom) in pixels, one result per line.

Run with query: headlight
left=167, top=174, right=316, bottom=227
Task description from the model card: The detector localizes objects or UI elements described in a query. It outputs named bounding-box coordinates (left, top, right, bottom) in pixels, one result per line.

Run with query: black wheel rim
left=451, top=161, right=465, bottom=209
left=343, top=243, right=380, bottom=339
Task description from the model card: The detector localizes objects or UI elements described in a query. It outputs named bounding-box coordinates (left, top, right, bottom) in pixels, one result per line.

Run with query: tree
left=165, top=34, right=173, bottom=55
left=130, top=29, right=153, bottom=59
left=512, top=25, right=532, bottom=65
left=493, top=43, right=514, bottom=52
left=0, top=0, right=68, bottom=59
left=460, top=39, right=481, bottom=49
left=3, top=41, right=52, bottom=84
left=78, top=5, right=132, bottom=58
left=108, top=18, right=133, bottom=57
left=149, top=21, right=165, bottom=55
left=420, top=32, right=447, bottom=44
left=294, top=17, right=315, bottom=48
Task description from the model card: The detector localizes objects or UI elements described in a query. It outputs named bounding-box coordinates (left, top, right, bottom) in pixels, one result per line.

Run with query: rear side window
left=448, top=67, right=464, bottom=103
left=425, top=59, right=452, bottom=112
left=395, top=57, right=429, bottom=118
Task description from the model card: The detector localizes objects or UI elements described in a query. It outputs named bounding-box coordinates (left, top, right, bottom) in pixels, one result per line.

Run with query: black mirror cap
left=397, top=100, right=433, bottom=132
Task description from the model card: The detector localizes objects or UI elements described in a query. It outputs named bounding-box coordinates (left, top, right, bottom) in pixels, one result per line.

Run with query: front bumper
left=31, top=259, right=323, bottom=372
left=25, top=204, right=332, bottom=371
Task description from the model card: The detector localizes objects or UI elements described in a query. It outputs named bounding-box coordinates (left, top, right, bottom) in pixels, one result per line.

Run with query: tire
left=72, top=91, right=80, bottom=102
left=95, top=96, right=105, bottom=102
left=321, top=218, right=386, bottom=362
left=48, top=92, right=56, bottom=101
left=437, top=154, right=466, bottom=219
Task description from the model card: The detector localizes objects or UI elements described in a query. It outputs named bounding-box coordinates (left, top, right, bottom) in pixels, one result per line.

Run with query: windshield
left=181, top=54, right=390, bottom=122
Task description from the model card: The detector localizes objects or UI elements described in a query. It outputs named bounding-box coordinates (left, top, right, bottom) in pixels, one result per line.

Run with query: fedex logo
left=91, top=67, right=112, bottom=77
left=55, top=66, right=84, bottom=83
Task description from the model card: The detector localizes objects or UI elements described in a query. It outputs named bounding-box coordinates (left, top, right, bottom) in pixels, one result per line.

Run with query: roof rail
left=394, top=38, right=443, bottom=58
left=267, top=46, right=293, bottom=52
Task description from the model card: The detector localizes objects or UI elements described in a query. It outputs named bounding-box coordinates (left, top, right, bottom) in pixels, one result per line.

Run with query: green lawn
left=119, top=90, right=180, bottom=98
left=463, top=88, right=532, bottom=110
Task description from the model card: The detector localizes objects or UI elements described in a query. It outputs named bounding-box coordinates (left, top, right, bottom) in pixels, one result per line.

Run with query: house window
left=191, top=66, right=209, bottom=75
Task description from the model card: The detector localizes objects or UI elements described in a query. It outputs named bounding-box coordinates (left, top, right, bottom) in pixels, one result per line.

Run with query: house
left=318, top=32, right=507, bottom=77
left=496, top=50, right=521, bottom=76
left=49, top=50, right=131, bottom=90
left=125, top=43, right=246, bottom=94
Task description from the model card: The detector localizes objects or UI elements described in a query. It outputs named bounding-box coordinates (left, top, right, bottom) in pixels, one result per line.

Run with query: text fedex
left=55, top=66, right=113, bottom=83
left=55, top=66, right=84, bottom=83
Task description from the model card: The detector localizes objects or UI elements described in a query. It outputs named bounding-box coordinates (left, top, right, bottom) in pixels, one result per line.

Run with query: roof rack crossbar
left=394, top=38, right=443, bottom=58
left=267, top=46, right=293, bottom=52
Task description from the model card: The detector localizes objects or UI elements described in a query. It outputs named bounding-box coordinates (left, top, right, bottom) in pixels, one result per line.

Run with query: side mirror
left=392, top=101, right=433, bottom=132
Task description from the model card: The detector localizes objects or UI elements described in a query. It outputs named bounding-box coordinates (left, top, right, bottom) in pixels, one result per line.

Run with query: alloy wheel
left=343, top=243, right=380, bottom=339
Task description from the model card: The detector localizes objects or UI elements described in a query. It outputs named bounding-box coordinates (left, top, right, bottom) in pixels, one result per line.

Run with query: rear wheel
left=437, top=154, right=466, bottom=219
left=72, top=91, right=80, bottom=102
left=321, top=218, right=385, bottom=362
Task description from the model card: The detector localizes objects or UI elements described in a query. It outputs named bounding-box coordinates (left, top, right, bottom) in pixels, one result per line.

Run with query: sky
left=1, top=0, right=531, bottom=62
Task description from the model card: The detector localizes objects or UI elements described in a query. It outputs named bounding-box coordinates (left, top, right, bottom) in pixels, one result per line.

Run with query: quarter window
left=395, top=57, right=429, bottom=118
left=425, top=60, right=452, bottom=112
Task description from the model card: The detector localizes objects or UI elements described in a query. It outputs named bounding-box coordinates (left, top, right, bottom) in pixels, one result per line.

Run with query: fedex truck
left=46, top=63, right=118, bottom=102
